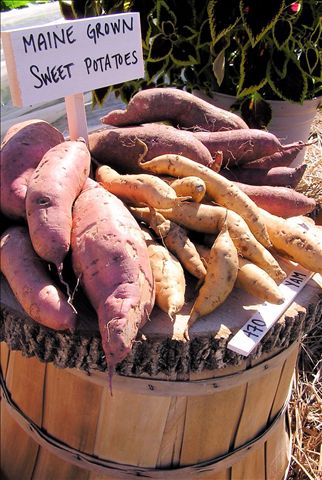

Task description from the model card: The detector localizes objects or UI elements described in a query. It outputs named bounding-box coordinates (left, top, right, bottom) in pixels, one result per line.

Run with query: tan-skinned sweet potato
left=95, top=165, right=188, bottom=209
left=185, top=221, right=238, bottom=339
left=194, top=243, right=284, bottom=304
left=138, top=153, right=271, bottom=248
left=142, top=227, right=186, bottom=319
left=154, top=203, right=286, bottom=282
left=261, top=209, right=322, bottom=274
left=0, top=119, right=64, bottom=220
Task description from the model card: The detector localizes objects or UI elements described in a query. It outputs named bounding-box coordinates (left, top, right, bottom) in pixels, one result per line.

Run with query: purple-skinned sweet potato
left=233, top=182, right=316, bottom=217
left=89, top=123, right=217, bottom=173
left=1, top=119, right=64, bottom=220
left=101, top=87, right=248, bottom=131
left=71, top=178, right=155, bottom=382
left=26, top=138, right=91, bottom=276
left=220, top=163, right=307, bottom=188
left=0, top=225, right=76, bottom=331
left=192, top=129, right=305, bottom=167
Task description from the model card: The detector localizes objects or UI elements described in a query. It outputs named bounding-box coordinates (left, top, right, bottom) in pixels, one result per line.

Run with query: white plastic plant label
left=227, top=265, right=313, bottom=356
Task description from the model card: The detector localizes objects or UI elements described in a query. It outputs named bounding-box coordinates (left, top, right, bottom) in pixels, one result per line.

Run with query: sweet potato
left=185, top=221, right=238, bottom=339
left=0, top=226, right=76, bottom=331
left=244, top=145, right=307, bottom=170
left=163, top=222, right=207, bottom=280
left=128, top=206, right=171, bottom=238
left=232, top=182, right=316, bottom=218
left=142, top=227, right=186, bottom=319
left=71, top=178, right=155, bottom=377
left=88, top=123, right=215, bottom=174
left=261, top=208, right=322, bottom=274
left=101, top=87, right=248, bottom=131
left=220, top=164, right=307, bottom=188
left=138, top=153, right=271, bottom=248
left=168, top=176, right=207, bottom=203
left=154, top=203, right=286, bottom=282
left=192, top=130, right=306, bottom=167
left=26, top=138, right=91, bottom=278
left=0, top=119, right=64, bottom=220
left=194, top=243, right=284, bottom=304
left=95, top=165, right=188, bottom=209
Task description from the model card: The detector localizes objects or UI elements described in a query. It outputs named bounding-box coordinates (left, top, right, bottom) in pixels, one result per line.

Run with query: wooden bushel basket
left=1, top=271, right=321, bottom=480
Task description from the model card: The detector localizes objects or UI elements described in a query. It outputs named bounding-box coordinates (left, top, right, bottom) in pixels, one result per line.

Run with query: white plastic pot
left=194, top=90, right=321, bottom=167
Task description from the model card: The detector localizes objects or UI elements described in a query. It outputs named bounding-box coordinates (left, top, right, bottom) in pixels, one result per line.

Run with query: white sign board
left=227, top=265, right=313, bottom=356
left=1, top=13, right=144, bottom=107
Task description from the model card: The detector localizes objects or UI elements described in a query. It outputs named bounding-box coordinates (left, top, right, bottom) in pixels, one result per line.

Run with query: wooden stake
left=65, top=93, right=88, bottom=143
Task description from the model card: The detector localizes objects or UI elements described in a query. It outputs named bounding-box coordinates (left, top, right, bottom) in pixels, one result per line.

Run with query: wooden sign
left=227, top=265, right=313, bottom=356
left=1, top=13, right=144, bottom=106
left=1, top=13, right=144, bottom=141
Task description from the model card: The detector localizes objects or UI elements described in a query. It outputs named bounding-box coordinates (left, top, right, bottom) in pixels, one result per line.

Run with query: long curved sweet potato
left=71, top=178, right=155, bottom=377
left=0, top=226, right=76, bottom=331
left=154, top=203, right=286, bottom=282
left=0, top=119, right=64, bottom=220
left=89, top=123, right=215, bottom=174
left=101, top=87, right=248, bottom=131
left=261, top=209, right=322, bottom=274
left=142, top=227, right=186, bottom=319
left=26, top=138, right=91, bottom=276
left=138, top=153, right=272, bottom=248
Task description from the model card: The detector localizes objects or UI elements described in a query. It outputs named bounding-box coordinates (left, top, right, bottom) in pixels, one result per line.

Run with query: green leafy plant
left=1, top=0, right=49, bottom=11
left=59, top=0, right=322, bottom=126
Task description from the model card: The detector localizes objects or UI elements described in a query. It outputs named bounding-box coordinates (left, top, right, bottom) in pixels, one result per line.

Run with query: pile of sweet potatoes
left=1, top=87, right=321, bottom=376
left=97, top=87, right=316, bottom=218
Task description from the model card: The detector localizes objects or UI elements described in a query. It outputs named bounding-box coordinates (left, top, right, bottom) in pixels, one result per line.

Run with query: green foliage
left=58, top=0, right=322, bottom=124
left=1, top=0, right=49, bottom=11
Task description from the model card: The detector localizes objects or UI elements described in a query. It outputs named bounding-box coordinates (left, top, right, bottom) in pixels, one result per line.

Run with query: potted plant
left=59, top=1, right=321, bottom=133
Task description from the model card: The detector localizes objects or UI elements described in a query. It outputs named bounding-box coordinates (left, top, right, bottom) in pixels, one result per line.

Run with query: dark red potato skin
left=89, top=123, right=215, bottom=173
left=220, top=164, right=307, bottom=188
left=26, top=139, right=91, bottom=271
left=192, top=130, right=305, bottom=167
left=71, top=179, right=155, bottom=371
left=0, top=226, right=76, bottom=331
left=244, top=144, right=305, bottom=169
left=101, top=87, right=249, bottom=131
left=1, top=119, right=64, bottom=220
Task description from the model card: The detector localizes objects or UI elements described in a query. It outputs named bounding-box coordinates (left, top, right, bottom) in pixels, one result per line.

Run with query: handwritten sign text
left=1, top=13, right=144, bottom=106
